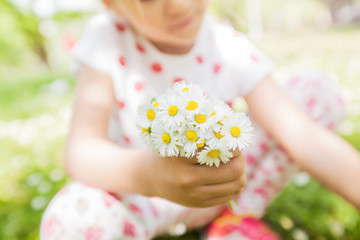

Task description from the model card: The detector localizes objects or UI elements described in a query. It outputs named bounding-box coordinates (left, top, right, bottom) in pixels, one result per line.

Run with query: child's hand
left=145, top=149, right=246, bottom=208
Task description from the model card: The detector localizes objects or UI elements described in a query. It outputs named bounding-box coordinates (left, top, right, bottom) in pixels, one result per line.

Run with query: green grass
left=0, top=72, right=73, bottom=239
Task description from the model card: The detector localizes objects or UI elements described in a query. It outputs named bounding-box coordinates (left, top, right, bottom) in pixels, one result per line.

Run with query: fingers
left=193, top=153, right=245, bottom=185
left=201, top=192, right=240, bottom=208
left=199, top=174, right=247, bottom=208
left=202, top=175, right=246, bottom=197
left=187, top=154, right=200, bottom=164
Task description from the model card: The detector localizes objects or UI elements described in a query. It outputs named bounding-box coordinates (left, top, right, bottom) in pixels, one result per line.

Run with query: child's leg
left=40, top=181, right=160, bottom=239
left=205, top=70, right=346, bottom=239
left=40, top=181, right=225, bottom=239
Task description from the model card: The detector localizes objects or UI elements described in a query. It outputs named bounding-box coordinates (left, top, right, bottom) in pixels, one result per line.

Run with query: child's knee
left=283, top=70, right=346, bottom=129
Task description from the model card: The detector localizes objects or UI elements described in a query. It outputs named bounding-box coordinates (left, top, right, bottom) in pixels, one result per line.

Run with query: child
left=40, top=0, right=360, bottom=239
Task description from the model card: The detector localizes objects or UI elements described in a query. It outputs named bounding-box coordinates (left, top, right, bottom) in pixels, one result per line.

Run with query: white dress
left=71, top=11, right=274, bottom=149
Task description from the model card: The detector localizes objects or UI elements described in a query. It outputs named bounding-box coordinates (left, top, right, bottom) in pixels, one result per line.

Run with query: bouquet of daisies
left=136, top=81, right=253, bottom=167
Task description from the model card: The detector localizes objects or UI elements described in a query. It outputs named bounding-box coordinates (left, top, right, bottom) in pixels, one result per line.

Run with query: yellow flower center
left=208, top=149, right=220, bottom=158
left=162, top=133, right=171, bottom=144
left=183, top=88, right=188, bottom=92
left=195, top=114, right=206, bottom=124
left=214, top=131, right=224, bottom=139
left=142, top=128, right=147, bottom=134
left=168, top=105, right=178, bottom=116
left=210, top=111, right=216, bottom=116
left=230, top=126, right=241, bottom=137
left=196, top=140, right=205, bottom=148
left=186, top=101, right=198, bottom=110
left=186, top=130, right=197, bottom=142
left=146, top=110, right=155, bottom=121
left=154, top=102, right=159, bottom=108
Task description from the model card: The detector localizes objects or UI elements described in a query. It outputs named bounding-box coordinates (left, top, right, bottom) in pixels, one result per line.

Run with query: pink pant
left=40, top=71, right=345, bottom=240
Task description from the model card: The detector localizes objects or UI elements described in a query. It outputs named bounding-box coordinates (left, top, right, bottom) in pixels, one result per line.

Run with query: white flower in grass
left=220, top=112, right=254, bottom=150
left=136, top=102, right=158, bottom=128
left=197, top=145, right=233, bottom=167
left=151, top=120, right=181, bottom=157
left=178, top=123, right=205, bottom=158
left=157, top=94, right=186, bottom=129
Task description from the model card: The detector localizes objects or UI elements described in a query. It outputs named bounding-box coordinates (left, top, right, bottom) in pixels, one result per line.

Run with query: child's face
left=106, top=0, right=209, bottom=51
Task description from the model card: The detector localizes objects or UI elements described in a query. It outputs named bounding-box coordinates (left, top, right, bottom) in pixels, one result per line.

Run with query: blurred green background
left=0, top=0, right=359, bottom=239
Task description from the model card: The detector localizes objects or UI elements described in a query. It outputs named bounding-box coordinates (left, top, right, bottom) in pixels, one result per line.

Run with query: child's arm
left=245, top=75, right=360, bottom=209
left=64, top=64, right=247, bottom=208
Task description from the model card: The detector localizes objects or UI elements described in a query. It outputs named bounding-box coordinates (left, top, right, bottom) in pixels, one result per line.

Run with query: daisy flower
left=197, top=145, right=233, bottom=167
left=137, top=126, right=153, bottom=149
left=210, top=99, right=233, bottom=125
left=136, top=101, right=158, bottom=128
left=204, top=123, right=225, bottom=148
left=172, top=81, right=203, bottom=95
left=171, top=81, right=209, bottom=118
left=151, top=120, right=182, bottom=157
left=178, top=123, right=205, bottom=158
left=157, top=93, right=186, bottom=129
left=187, top=104, right=217, bottom=131
left=183, top=91, right=209, bottom=118
left=220, top=112, right=254, bottom=150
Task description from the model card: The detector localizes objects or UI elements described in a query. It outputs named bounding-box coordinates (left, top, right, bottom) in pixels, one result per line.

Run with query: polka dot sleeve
left=212, top=22, right=274, bottom=98
left=235, top=36, right=274, bottom=96
left=71, top=12, right=118, bottom=75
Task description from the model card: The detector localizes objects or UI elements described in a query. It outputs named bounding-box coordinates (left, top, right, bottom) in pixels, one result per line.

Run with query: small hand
left=145, top=149, right=247, bottom=208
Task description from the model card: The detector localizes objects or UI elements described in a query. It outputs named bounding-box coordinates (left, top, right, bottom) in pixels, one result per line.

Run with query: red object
left=206, top=210, right=280, bottom=240
left=259, top=142, right=269, bottom=153
left=102, top=192, right=122, bottom=208
left=62, top=34, right=77, bottom=52
left=245, top=154, right=257, bottom=165
left=84, top=226, right=103, bottom=240
left=123, top=220, right=136, bottom=237
left=43, top=215, right=61, bottom=237
left=135, top=81, right=144, bottom=91
left=225, top=101, right=232, bottom=108
left=124, top=136, right=131, bottom=144
left=251, top=54, right=259, bottom=62
left=173, top=78, right=183, bottom=84
left=136, top=43, right=145, bottom=53
left=115, top=22, right=126, bottom=32
left=129, top=203, right=143, bottom=216
left=151, top=63, right=163, bottom=73
left=116, top=100, right=126, bottom=109
left=214, top=63, right=221, bottom=74
left=119, top=56, right=126, bottom=66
